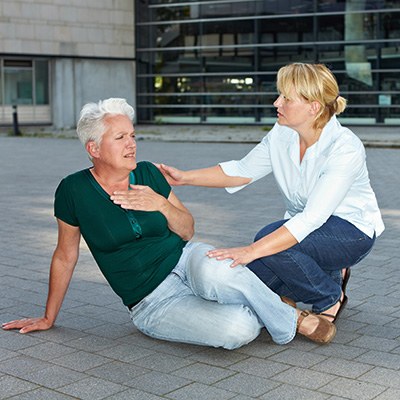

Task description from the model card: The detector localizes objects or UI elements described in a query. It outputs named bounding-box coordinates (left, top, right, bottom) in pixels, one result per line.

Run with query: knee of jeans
left=188, top=252, right=232, bottom=292
left=222, top=307, right=261, bottom=350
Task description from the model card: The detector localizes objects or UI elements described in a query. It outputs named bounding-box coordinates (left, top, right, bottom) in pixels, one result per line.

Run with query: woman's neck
left=298, top=126, right=323, bottom=162
left=90, top=166, right=130, bottom=195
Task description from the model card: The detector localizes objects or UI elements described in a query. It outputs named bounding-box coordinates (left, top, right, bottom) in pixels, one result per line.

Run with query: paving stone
left=167, top=382, right=236, bottom=400
left=126, top=370, right=191, bottom=395
left=0, top=331, right=44, bottom=351
left=149, top=340, right=205, bottom=358
left=357, top=325, right=400, bottom=340
left=311, top=357, right=374, bottom=379
left=188, top=347, right=249, bottom=367
left=87, top=360, right=149, bottom=384
left=259, top=383, right=330, bottom=399
left=108, top=388, right=165, bottom=399
left=319, top=376, right=386, bottom=400
left=21, top=365, right=86, bottom=389
left=312, top=343, right=368, bottom=360
left=97, top=343, right=155, bottom=362
left=57, top=376, right=127, bottom=400
left=228, top=357, right=290, bottom=378
left=173, top=362, right=236, bottom=384
left=358, top=367, right=400, bottom=389
left=215, top=372, right=281, bottom=397
left=354, top=350, right=400, bottom=370
left=268, top=348, right=327, bottom=368
left=348, top=335, right=400, bottom=352
left=373, top=388, right=400, bottom=400
left=0, top=347, right=18, bottom=362
left=50, top=350, right=110, bottom=372
left=18, top=341, right=77, bottom=361
left=271, top=366, right=336, bottom=390
left=0, top=355, right=49, bottom=377
left=0, top=375, right=38, bottom=399
left=64, top=334, right=118, bottom=352
left=7, top=388, right=77, bottom=399
left=84, top=323, right=136, bottom=339
left=132, top=353, right=195, bottom=373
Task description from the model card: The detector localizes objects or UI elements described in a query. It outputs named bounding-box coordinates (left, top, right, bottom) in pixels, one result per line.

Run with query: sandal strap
left=297, top=310, right=310, bottom=329
left=319, top=312, right=335, bottom=319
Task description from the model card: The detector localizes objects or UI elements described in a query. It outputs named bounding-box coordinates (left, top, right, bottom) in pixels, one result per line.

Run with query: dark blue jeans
left=247, top=216, right=375, bottom=313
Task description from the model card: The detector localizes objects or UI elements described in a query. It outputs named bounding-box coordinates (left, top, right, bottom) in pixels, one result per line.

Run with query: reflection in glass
left=137, top=0, right=400, bottom=125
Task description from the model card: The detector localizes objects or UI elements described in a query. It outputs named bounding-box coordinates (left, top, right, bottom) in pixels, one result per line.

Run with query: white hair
left=76, top=98, right=135, bottom=146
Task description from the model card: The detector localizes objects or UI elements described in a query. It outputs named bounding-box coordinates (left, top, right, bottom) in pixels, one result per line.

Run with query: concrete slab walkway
left=0, top=135, right=399, bottom=399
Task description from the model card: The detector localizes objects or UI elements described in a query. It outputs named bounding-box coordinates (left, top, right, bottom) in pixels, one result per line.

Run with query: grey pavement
left=0, top=133, right=399, bottom=399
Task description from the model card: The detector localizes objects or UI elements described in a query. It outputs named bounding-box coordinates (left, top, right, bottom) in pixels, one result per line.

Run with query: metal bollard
left=12, top=105, right=21, bottom=136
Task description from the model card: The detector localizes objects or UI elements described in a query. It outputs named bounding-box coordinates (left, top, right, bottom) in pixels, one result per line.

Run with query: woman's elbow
left=186, top=223, right=195, bottom=241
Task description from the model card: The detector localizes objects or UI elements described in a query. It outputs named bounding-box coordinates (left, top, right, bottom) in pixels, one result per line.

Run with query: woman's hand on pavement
left=2, top=317, right=53, bottom=334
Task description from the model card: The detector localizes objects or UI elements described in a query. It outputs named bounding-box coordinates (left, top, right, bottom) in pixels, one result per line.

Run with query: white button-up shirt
left=220, top=116, right=384, bottom=242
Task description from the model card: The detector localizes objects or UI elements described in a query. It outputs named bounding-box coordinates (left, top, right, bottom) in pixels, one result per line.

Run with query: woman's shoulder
left=135, top=161, right=170, bottom=196
left=60, top=168, right=91, bottom=185
left=135, top=161, right=167, bottom=184
left=263, top=122, right=296, bottom=144
left=135, top=161, right=160, bottom=176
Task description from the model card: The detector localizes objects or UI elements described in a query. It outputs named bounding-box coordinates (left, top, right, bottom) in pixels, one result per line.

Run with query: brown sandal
left=319, top=295, right=348, bottom=323
left=281, top=296, right=296, bottom=308
left=297, top=310, right=337, bottom=344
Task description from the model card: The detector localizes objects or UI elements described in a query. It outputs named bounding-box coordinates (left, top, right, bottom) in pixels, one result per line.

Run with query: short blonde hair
left=76, top=98, right=135, bottom=146
left=277, top=63, right=347, bottom=130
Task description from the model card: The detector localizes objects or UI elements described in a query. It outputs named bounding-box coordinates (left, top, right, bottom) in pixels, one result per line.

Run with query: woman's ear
left=310, top=101, right=322, bottom=115
left=86, top=141, right=100, bottom=159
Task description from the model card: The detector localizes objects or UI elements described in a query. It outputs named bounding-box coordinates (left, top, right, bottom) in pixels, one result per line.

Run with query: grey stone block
left=0, top=375, right=38, bottom=399
left=259, top=383, right=330, bottom=400
left=215, top=373, right=281, bottom=397
left=272, top=367, right=336, bottom=390
left=57, top=376, right=127, bottom=400
left=173, top=362, right=236, bottom=384
left=167, top=382, right=236, bottom=400
left=126, top=370, right=191, bottom=395
left=228, top=357, right=290, bottom=379
left=319, top=376, right=386, bottom=400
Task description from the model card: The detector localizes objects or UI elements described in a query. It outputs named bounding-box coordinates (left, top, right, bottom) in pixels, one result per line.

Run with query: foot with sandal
left=319, top=268, right=351, bottom=323
left=280, top=268, right=351, bottom=343
left=281, top=296, right=336, bottom=344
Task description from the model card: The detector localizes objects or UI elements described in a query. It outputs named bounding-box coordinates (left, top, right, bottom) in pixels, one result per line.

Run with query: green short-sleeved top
left=54, top=161, right=187, bottom=306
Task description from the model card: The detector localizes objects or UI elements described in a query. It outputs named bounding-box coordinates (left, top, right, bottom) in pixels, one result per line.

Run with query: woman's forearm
left=183, top=165, right=251, bottom=188
left=160, top=200, right=194, bottom=241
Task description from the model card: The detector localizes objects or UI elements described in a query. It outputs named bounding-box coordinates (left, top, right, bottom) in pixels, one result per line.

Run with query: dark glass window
left=136, top=0, right=400, bottom=125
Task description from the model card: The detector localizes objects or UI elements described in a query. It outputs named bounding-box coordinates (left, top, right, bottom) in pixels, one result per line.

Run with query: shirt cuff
left=219, top=161, right=251, bottom=194
left=283, top=216, right=311, bottom=243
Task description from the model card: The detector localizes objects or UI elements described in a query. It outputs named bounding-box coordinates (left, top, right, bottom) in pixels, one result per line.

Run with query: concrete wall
left=0, top=0, right=134, bottom=58
left=0, top=0, right=136, bottom=129
left=52, top=58, right=136, bottom=129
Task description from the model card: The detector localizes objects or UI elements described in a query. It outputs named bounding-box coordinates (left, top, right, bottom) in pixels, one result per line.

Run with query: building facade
left=0, top=0, right=135, bottom=129
left=136, top=0, right=400, bottom=126
left=1, top=0, right=399, bottom=129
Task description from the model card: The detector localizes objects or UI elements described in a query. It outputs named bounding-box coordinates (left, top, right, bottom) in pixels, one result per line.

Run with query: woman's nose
left=127, top=137, right=136, bottom=147
left=273, top=95, right=282, bottom=108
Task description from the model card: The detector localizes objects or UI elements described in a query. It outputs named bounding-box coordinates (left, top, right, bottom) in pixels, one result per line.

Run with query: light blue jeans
left=129, top=242, right=297, bottom=349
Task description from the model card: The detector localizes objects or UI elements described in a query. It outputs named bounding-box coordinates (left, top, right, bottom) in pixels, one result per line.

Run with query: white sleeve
left=219, top=129, right=274, bottom=194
